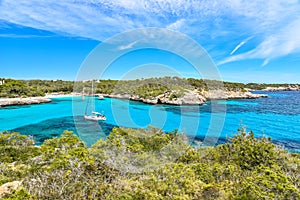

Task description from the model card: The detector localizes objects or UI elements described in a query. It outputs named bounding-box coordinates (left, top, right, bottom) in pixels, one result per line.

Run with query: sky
left=0, top=0, right=300, bottom=83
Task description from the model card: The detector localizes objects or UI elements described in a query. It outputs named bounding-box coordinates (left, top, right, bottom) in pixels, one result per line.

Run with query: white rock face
left=158, top=91, right=206, bottom=105
left=201, top=90, right=267, bottom=100
left=0, top=97, right=52, bottom=107
left=105, top=90, right=206, bottom=105
left=201, top=90, right=228, bottom=100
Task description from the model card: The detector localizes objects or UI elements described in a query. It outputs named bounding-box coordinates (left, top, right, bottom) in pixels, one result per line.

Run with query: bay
left=0, top=91, right=299, bottom=152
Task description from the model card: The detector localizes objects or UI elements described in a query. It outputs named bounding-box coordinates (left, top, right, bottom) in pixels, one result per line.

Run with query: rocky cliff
left=201, top=90, right=268, bottom=100
left=104, top=89, right=267, bottom=105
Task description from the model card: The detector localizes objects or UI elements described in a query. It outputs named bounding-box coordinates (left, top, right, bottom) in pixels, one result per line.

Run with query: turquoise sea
left=0, top=91, right=300, bottom=151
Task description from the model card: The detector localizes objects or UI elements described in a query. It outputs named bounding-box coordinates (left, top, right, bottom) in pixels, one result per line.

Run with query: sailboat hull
left=98, top=94, right=104, bottom=100
left=84, top=115, right=106, bottom=121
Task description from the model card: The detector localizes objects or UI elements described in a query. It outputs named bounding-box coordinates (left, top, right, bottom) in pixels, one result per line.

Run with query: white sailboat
left=98, top=94, right=104, bottom=100
left=84, top=80, right=106, bottom=121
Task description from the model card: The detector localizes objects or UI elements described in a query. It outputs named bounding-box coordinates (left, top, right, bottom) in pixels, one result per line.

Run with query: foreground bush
left=0, top=128, right=299, bottom=199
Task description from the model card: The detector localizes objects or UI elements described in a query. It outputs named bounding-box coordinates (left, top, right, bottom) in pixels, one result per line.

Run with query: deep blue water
left=0, top=91, right=299, bottom=151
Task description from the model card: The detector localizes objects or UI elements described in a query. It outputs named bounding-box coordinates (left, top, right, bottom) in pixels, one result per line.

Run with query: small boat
left=84, top=112, right=106, bottom=121
left=84, top=80, right=106, bottom=121
left=98, top=94, right=104, bottom=100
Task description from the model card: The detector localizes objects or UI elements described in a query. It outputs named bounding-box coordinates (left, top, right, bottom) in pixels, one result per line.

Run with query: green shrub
left=0, top=128, right=299, bottom=199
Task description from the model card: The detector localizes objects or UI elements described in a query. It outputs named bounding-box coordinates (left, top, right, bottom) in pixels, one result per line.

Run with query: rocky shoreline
left=0, top=97, right=52, bottom=107
left=261, top=86, right=300, bottom=91
left=103, top=90, right=268, bottom=105
left=0, top=90, right=267, bottom=107
left=202, top=90, right=268, bottom=100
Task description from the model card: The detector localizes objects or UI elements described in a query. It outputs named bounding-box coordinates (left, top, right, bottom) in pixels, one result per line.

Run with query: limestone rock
left=0, top=97, right=52, bottom=107
left=202, top=90, right=267, bottom=100
left=159, top=91, right=206, bottom=105
left=0, top=181, right=22, bottom=197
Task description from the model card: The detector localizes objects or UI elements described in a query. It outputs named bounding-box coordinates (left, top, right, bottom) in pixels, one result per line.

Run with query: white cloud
left=166, top=19, right=186, bottom=31
left=220, top=18, right=300, bottom=66
left=0, top=0, right=300, bottom=64
left=117, top=40, right=139, bottom=50
left=230, top=37, right=253, bottom=55
left=0, top=33, right=54, bottom=38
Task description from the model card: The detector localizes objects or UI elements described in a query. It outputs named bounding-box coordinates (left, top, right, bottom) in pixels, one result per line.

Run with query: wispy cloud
left=166, top=19, right=186, bottom=31
left=0, top=33, right=55, bottom=38
left=117, top=40, right=139, bottom=50
left=0, top=0, right=300, bottom=65
left=220, top=18, right=300, bottom=66
left=230, top=36, right=253, bottom=55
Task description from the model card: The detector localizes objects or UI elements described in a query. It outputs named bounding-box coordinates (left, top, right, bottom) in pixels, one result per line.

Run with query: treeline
left=0, top=79, right=75, bottom=98
left=0, top=128, right=299, bottom=199
left=26, top=80, right=74, bottom=94
left=1, top=77, right=299, bottom=98
left=96, top=77, right=192, bottom=99
left=187, top=78, right=246, bottom=92
left=96, top=77, right=248, bottom=99
left=0, top=79, right=45, bottom=98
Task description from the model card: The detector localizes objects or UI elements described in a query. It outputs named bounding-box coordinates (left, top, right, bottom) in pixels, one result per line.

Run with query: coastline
left=0, top=91, right=299, bottom=152
left=261, top=86, right=300, bottom=91
left=0, top=97, right=52, bottom=107
left=103, top=90, right=268, bottom=105
left=246, top=86, right=300, bottom=92
left=0, top=90, right=269, bottom=107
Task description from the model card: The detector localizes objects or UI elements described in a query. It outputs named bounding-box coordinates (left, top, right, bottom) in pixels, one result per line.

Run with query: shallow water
left=0, top=91, right=299, bottom=151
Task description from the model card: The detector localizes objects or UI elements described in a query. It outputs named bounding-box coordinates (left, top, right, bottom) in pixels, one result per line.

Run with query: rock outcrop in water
left=105, top=91, right=206, bottom=105
left=0, top=97, right=52, bottom=107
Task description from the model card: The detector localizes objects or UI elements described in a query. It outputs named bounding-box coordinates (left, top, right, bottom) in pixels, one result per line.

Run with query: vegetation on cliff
left=1, top=77, right=247, bottom=100
left=1, top=77, right=298, bottom=99
left=95, top=77, right=267, bottom=104
left=0, top=128, right=299, bottom=199
left=96, top=77, right=247, bottom=96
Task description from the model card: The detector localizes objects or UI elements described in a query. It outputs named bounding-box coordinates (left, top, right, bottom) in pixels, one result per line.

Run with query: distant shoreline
left=247, top=86, right=300, bottom=92
left=260, top=87, right=300, bottom=92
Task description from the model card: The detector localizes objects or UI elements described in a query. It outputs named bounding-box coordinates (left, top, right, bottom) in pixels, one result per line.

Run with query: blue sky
left=0, top=0, right=300, bottom=83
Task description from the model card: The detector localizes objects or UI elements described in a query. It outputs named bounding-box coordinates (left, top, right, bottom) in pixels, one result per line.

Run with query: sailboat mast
left=92, top=80, right=94, bottom=112
left=82, top=87, right=85, bottom=101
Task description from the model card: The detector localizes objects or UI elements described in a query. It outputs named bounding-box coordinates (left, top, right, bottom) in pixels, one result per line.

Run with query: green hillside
left=1, top=77, right=299, bottom=99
